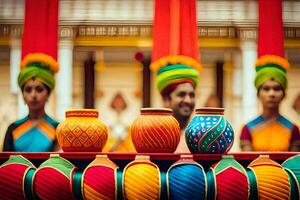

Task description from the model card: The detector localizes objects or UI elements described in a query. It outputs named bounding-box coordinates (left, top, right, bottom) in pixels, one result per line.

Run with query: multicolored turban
left=18, top=0, right=59, bottom=90
left=255, top=0, right=288, bottom=91
left=150, top=0, right=202, bottom=96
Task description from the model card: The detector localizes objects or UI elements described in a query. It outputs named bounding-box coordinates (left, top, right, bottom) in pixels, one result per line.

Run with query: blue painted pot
left=185, top=107, right=234, bottom=154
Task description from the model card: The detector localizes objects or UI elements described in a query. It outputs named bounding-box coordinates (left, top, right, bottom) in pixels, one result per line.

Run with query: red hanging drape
left=21, top=0, right=59, bottom=60
left=152, top=0, right=199, bottom=63
left=258, top=0, right=284, bottom=57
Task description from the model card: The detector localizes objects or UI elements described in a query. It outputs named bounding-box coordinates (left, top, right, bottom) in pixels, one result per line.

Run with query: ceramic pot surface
left=56, top=109, right=108, bottom=152
left=185, top=107, right=234, bottom=154
left=131, top=108, right=180, bottom=153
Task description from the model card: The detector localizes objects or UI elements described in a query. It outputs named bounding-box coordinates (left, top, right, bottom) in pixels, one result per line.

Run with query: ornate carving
left=59, top=26, right=75, bottom=39
left=238, top=28, right=257, bottom=40
left=0, top=25, right=17, bottom=37
left=285, top=27, right=300, bottom=38
left=194, top=27, right=235, bottom=38
left=77, top=25, right=152, bottom=37
left=1, top=24, right=300, bottom=40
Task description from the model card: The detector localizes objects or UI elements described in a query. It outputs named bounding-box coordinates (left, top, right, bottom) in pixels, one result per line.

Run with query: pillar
left=240, top=39, right=258, bottom=123
left=10, top=38, right=27, bottom=118
left=56, top=39, right=73, bottom=120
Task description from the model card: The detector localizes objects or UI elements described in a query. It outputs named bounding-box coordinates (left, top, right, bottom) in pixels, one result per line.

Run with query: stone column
left=56, top=27, right=74, bottom=120
left=240, top=29, right=258, bottom=123
left=10, top=38, right=28, bottom=118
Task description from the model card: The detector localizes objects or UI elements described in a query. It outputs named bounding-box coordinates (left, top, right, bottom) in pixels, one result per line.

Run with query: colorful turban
left=255, top=0, right=289, bottom=90
left=255, top=55, right=289, bottom=90
left=19, top=0, right=59, bottom=90
left=151, top=0, right=202, bottom=96
left=18, top=53, right=58, bottom=90
left=156, top=63, right=200, bottom=96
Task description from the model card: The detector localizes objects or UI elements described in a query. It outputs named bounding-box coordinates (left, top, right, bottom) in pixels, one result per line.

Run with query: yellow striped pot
left=247, top=155, right=290, bottom=200
left=123, top=155, right=160, bottom=199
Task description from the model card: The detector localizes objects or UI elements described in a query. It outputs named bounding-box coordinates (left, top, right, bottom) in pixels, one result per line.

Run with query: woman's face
left=22, top=79, right=50, bottom=112
left=258, top=79, right=284, bottom=109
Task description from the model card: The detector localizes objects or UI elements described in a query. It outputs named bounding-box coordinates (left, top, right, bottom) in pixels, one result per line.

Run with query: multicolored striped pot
left=56, top=109, right=108, bottom=152
left=247, top=155, right=290, bottom=200
left=185, top=108, right=234, bottom=154
left=167, top=155, right=206, bottom=200
left=131, top=108, right=180, bottom=153
left=0, top=155, right=36, bottom=200
left=82, top=155, right=118, bottom=200
left=209, top=155, right=249, bottom=200
left=33, top=154, right=76, bottom=200
left=282, top=155, right=300, bottom=199
left=123, top=155, right=160, bottom=199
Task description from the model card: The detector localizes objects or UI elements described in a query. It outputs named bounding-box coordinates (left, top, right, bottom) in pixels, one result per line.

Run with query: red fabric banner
left=152, top=0, right=199, bottom=62
left=258, top=0, right=284, bottom=57
left=21, top=0, right=59, bottom=60
left=180, top=0, right=199, bottom=61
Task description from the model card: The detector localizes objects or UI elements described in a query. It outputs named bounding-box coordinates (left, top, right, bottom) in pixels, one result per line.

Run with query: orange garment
left=240, top=115, right=300, bottom=151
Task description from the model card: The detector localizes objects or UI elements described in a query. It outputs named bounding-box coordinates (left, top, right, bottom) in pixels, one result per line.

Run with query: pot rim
left=195, top=107, right=224, bottom=115
left=65, top=109, right=99, bottom=118
left=140, top=108, right=173, bottom=115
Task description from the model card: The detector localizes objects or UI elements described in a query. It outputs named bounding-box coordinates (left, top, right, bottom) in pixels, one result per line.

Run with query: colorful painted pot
left=33, top=154, right=76, bottom=200
left=167, top=155, right=206, bottom=200
left=282, top=155, right=300, bottom=199
left=284, top=168, right=299, bottom=200
left=185, top=107, right=234, bottom=154
left=130, top=108, right=180, bottom=153
left=0, top=155, right=36, bottom=200
left=123, top=155, right=160, bottom=200
left=209, top=155, right=249, bottom=200
left=56, top=109, right=108, bottom=152
left=247, top=155, right=290, bottom=200
left=82, top=155, right=118, bottom=200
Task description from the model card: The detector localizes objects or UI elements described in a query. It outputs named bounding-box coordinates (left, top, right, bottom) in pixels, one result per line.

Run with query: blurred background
left=0, top=0, right=300, bottom=151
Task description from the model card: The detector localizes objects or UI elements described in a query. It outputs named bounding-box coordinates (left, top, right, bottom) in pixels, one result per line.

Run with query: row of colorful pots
left=0, top=154, right=299, bottom=200
left=56, top=107, right=234, bottom=154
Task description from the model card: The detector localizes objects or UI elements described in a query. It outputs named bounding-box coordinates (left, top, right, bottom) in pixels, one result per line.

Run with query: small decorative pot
left=167, top=155, right=207, bottom=200
left=208, top=155, right=249, bottom=200
left=82, top=155, right=119, bottom=200
left=0, top=155, right=36, bottom=200
left=123, top=155, right=160, bottom=200
left=56, top=109, right=108, bottom=152
left=33, top=154, right=76, bottom=200
left=247, top=155, right=290, bottom=200
left=185, top=107, right=234, bottom=154
left=282, top=155, right=300, bottom=199
left=130, top=108, right=180, bottom=153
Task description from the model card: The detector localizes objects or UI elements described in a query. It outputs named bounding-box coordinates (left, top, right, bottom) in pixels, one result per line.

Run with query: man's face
left=164, top=83, right=195, bottom=119
left=258, top=79, right=284, bottom=109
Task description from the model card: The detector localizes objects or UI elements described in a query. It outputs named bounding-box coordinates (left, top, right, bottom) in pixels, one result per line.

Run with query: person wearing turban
left=240, top=0, right=300, bottom=152
left=156, top=62, right=200, bottom=132
left=151, top=0, right=202, bottom=153
left=3, top=0, right=60, bottom=152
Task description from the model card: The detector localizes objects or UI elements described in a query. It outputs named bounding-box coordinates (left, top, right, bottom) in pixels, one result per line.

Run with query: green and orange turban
left=255, top=0, right=289, bottom=91
left=18, top=54, right=59, bottom=90
left=151, top=0, right=202, bottom=96
left=18, top=0, right=59, bottom=90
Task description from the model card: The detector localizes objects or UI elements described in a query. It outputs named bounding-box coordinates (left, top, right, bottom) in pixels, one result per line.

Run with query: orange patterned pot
left=56, top=109, right=108, bottom=152
left=130, top=108, right=180, bottom=153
